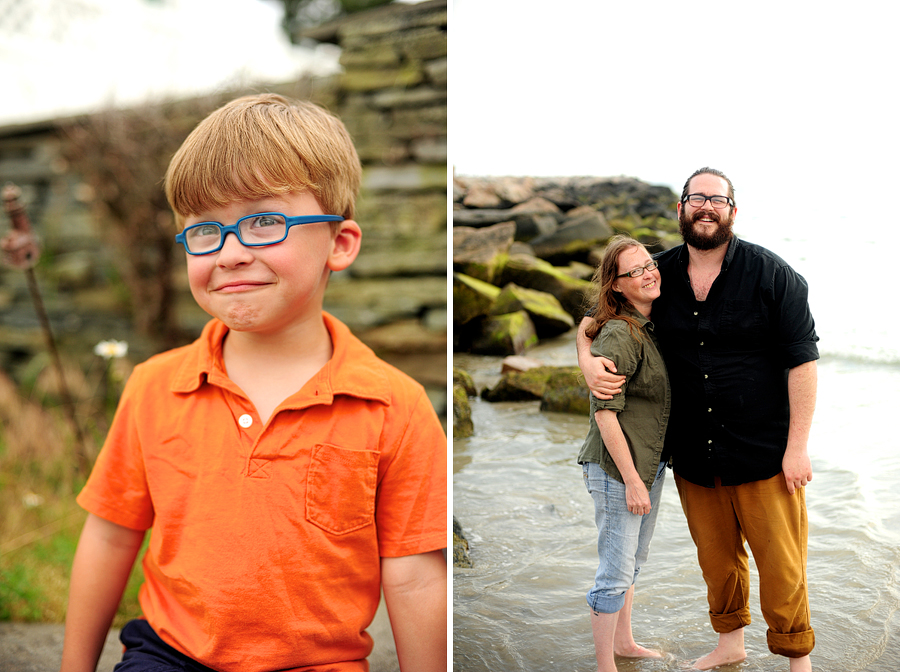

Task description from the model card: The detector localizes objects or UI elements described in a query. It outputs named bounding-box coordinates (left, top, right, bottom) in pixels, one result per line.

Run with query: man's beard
left=679, top=208, right=734, bottom=251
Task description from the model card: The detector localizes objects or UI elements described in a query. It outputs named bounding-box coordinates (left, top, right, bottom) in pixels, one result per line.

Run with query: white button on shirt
left=238, top=414, right=253, bottom=428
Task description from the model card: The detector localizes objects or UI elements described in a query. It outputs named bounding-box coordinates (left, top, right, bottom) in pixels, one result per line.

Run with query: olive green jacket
left=577, top=309, right=671, bottom=490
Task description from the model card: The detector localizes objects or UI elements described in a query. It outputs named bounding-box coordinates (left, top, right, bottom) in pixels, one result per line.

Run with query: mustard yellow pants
left=675, top=472, right=815, bottom=658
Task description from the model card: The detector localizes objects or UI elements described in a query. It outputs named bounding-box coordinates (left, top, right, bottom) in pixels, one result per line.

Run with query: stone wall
left=0, top=1, right=447, bottom=416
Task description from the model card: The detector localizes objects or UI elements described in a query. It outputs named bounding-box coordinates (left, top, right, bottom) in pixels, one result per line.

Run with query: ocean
left=452, top=182, right=900, bottom=671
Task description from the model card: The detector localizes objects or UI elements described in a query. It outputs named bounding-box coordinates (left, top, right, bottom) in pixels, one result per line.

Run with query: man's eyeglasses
left=682, top=194, right=734, bottom=209
left=617, top=260, right=659, bottom=279
left=175, top=212, right=344, bottom=255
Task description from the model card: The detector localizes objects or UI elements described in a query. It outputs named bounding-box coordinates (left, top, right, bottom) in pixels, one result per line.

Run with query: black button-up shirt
left=652, top=237, right=819, bottom=487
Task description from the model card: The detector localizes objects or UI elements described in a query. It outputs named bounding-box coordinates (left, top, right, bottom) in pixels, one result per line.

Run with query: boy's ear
left=327, top=219, right=362, bottom=272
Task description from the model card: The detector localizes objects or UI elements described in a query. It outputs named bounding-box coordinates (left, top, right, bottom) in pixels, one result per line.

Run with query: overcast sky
left=449, top=0, right=899, bottom=206
left=0, top=0, right=341, bottom=126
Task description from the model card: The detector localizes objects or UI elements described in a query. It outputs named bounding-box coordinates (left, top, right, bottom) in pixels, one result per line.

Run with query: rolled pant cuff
left=767, top=628, right=815, bottom=658
left=586, top=591, right=627, bottom=615
left=709, top=609, right=751, bottom=633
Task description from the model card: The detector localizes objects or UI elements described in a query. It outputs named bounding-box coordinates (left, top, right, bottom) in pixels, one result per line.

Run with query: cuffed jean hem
left=587, top=592, right=629, bottom=615
left=768, top=628, right=816, bottom=658
left=584, top=461, right=666, bottom=615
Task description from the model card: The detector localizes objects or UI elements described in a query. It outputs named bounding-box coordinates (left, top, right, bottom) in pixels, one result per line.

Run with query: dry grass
left=0, top=366, right=143, bottom=625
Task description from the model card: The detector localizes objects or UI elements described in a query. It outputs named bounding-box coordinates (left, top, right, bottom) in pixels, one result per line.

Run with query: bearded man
left=576, top=167, right=819, bottom=672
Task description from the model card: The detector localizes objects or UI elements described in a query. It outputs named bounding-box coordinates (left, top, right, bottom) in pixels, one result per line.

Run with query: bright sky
left=450, top=0, right=899, bottom=203
left=0, top=0, right=341, bottom=125
left=2, top=0, right=432, bottom=127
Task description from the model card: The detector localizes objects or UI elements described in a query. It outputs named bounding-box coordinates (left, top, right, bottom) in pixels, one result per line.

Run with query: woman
left=577, top=235, right=670, bottom=671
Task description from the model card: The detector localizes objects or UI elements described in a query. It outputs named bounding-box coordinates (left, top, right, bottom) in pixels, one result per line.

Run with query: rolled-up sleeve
left=770, top=264, right=819, bottom=368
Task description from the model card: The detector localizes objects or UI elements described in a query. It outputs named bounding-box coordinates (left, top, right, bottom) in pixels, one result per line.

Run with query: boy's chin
left=217, top=305, right=266, bottom=332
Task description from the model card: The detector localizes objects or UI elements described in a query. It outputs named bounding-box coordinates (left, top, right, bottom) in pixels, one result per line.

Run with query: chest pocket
left=719, top=300, right=768, bottom=335
left=624, top=341, right=651, bottom=395
left=306, top=444, right=379, bottom=535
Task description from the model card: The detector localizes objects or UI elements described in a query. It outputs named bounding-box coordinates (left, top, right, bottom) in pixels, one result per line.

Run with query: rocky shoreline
left=452, top=174, right=680, bottom=437
left=451, top=174, right=681, bottom=567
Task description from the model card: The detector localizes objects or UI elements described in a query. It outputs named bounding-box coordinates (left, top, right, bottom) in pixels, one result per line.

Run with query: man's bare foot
left=686, top=628, right=746, bottom=670
left=789, top=655, right=812, bottom=672
left=688, top=648, right=747, bottom=670
left=614, top=642, right=663, bottom=659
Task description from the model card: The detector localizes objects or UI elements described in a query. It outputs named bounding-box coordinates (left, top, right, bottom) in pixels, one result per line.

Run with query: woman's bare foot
left=615, top=642, right=664, bottom=659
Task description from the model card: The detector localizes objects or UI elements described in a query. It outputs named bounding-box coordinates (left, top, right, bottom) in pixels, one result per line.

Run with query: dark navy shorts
left=114, top=619, right=218, bottom=672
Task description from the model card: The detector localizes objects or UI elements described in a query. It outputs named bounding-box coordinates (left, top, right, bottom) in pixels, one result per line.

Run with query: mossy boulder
left=470, top=310, right=538, bottom=356
left=540, top=368, right=590, bottom=415
left=497, top=253, right=593, bottom=321
left=453, top=272, right=500, bottom=325
left=482, top=365, right=580, bottom=402
left=453, top=383, right=474, bottom=439
left=453, top=516, right=473, bottom=568
left=453, top=222, right=516, bottom=284
left=453, top=367, right=477, bottom=396
left=490, top=283, right=574, bottom=338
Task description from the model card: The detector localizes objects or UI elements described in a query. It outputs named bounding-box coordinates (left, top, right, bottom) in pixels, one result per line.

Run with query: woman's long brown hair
left=583, top=234, right=649, bottom=341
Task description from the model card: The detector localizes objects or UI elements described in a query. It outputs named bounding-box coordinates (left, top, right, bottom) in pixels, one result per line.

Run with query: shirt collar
left=617, top=304, right=655, bottom=335
left=169, top=313, right=391, bottom=405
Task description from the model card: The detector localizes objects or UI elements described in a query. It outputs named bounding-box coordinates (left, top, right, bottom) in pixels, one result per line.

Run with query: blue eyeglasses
left=175, top=212, right=344, bottom=255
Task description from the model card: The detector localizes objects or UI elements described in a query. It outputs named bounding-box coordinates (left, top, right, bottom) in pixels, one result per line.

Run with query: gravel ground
left=0, top=600, right=399, bottom=672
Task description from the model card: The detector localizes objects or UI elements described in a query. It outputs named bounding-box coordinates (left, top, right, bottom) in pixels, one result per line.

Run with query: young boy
left=59, top=94, right=447, bottom=672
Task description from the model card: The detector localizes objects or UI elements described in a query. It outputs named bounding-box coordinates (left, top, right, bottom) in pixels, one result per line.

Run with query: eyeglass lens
left=686, top=194, right=730, bottom=209
left=184, top=214, right=288, bottom=253
left=626, top=260, right=658, bottom=277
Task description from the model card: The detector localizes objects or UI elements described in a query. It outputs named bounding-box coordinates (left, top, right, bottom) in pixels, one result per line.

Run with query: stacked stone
left=304, top=0, right=448, bottom=413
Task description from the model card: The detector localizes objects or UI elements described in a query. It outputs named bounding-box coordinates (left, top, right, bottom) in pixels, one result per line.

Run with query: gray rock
left=452, top=207, right=516, bottom=228
left=490, top=283, right=574, bottom=338
left=470, top=310, right=538, bottom=356
left=529, top=210, right=614, bottom=264
left=453, top=382, right=474, bottom=439
left=462, top=183, right=502, bottom=209
left=510, top=212, right=559, bottom=241
left=453, top=272, right=500, bottom=326
left=500, top=355, right=545, bottom=374
left=497, top=254, right=593, bottom=321
left=453, top=516, right=473, bottom=568
left=453, top=367, right=477, bottom=396
left=452, top=222, right=516, bottom=284
left=493, top=176, right=534, bottom=205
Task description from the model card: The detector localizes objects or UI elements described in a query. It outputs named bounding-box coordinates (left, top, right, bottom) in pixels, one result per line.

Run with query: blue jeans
left=114, top=619, right=216, bottom=672
left=582, top=460, right=666, bottom=614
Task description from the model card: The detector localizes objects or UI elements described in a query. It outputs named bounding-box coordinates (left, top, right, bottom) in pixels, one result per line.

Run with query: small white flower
left=94, top=339, right=128, bottom=359
left=23, top=492, right=44, bottom=508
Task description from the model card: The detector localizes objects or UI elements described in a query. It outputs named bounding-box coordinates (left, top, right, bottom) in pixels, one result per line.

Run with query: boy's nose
left=216, top=232, right=253, bottom=265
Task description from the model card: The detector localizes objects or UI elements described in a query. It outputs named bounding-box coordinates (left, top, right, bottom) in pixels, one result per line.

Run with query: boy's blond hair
left=165, top=94, right=361, bottom=229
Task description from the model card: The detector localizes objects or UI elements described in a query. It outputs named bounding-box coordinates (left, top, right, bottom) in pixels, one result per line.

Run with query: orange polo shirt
left=77, top=313, right=447, bottom=672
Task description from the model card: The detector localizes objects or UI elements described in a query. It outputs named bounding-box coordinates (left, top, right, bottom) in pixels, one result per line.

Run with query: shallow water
left=453, top=334, right=900, bottom=671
